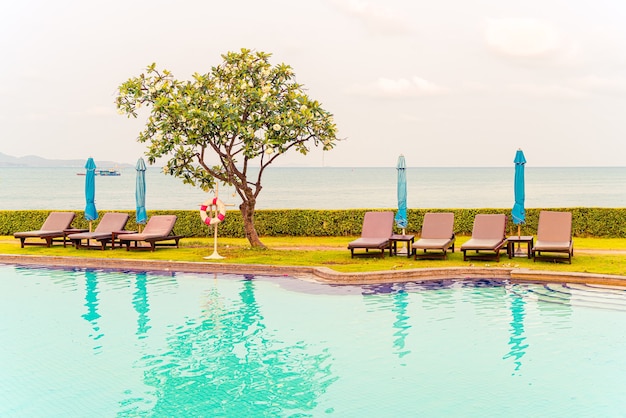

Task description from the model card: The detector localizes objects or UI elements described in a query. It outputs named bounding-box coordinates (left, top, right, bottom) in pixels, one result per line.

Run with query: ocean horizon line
left=259, top=165, right=626, bottom=169
left=2, top=165, right=625, bottom=169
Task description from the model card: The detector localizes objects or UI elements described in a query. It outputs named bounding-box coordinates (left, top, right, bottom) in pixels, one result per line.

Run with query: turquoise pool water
left=1, top=264, right=626, bottom=417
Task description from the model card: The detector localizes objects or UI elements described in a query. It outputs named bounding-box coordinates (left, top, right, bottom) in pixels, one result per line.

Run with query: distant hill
left=0, top=152, right=133, bottom=168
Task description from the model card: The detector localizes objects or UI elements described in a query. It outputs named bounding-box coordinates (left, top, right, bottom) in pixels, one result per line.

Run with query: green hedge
left=1, top=208, right=625, bottom=238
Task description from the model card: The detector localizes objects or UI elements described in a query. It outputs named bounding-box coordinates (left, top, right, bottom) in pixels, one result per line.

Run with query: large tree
left=116, top=49, right=338, bottom=248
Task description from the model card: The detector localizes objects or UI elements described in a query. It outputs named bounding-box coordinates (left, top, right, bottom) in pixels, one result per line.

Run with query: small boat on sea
left=76, top=169, right=121, bottom=176
left=96, top=169, right=121, bottom=176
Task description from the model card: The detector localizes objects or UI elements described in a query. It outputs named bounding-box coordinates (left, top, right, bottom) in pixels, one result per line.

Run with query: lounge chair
left=66, top=212, right=130, bottom=250
left=413, top=212, right=456, bottom=260
left=348, top=211, right=394, bottom=258
left=532, top=210, right=573, bottom=264
left=14, top=212, right=76, bottom=248
left=116, top=215, right=183, bottom=251
left=461, top=214, right=507, bottom=261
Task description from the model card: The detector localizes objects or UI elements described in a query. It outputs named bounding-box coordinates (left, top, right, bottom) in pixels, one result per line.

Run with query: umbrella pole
left=89, top=221, right=92, bottom=233
left=514, top=224, right=523, bottom=256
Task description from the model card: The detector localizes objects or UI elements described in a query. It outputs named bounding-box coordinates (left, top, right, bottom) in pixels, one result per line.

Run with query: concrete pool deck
left=1, top=253, right=625, bottom=287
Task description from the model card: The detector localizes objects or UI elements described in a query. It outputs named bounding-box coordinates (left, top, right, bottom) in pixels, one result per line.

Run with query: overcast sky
left=2, top=0, right=625, bottom=167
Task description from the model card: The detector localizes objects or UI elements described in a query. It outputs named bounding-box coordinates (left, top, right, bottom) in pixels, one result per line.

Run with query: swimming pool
left=1, top=263, right=625, bottom=417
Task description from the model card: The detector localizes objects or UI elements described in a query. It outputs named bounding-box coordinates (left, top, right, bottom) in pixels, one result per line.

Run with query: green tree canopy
left=117, top=49, right=339, bottom=247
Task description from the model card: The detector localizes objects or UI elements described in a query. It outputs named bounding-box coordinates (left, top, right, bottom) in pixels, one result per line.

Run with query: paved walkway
left=1, top=253, right=625, bottom=287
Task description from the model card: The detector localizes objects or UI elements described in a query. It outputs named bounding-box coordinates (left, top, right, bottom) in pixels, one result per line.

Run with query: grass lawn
left=1, top=235, right=625, bottom=277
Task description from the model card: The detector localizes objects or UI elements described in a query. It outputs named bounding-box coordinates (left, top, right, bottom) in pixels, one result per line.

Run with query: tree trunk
left=240, top=200, right=266, bottom=248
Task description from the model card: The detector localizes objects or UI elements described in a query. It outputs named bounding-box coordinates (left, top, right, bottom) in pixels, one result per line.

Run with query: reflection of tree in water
left=138, top=276, right=337, bottom=416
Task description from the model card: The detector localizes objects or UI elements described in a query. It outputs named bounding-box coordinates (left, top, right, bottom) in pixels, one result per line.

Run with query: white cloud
left=349, top=76, right=449, bottom=98
left=506, top=75, right=626, bottom=99
left=485, top=18, right=562, bottom=58
left=507, top=83, right=585, bottom=99
left=327, top=0, right=411, bottom=35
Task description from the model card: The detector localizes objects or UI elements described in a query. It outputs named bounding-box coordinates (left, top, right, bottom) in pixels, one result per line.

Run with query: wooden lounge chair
left=347, top=211, right=394, bottom=258
left=413, top=212, right=456, bottom=260
left=116, top=215, right=183, bottom=252
left=67, top=212, right=130, bottom=250
left=532, top=210, right=573, bottom=264
left=461, top=214, right=507, bottom=262
left=14, top=212, right=76, bottom=248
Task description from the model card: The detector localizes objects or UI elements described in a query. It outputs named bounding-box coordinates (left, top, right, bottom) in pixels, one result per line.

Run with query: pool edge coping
left=1, top=253, right=625, bottom=287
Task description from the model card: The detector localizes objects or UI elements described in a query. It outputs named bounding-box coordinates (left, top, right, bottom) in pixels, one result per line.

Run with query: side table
left=507, top=235, right=534, bottom=259
left=390, top=234, right=415, bottom=258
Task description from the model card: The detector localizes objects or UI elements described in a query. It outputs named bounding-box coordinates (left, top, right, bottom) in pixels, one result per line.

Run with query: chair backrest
left=94, top=213, right=129, bottom=233
left=361, top=211, right=394, bottom=239
left=471, top=214, right=506, bottom=240
left=41, top=212, right=75, bottom=231
left=537, top=211, right=572, bottom=242
left=421, top=212, right=454, bottom=239
left=143, top=215, right=177, bottom=235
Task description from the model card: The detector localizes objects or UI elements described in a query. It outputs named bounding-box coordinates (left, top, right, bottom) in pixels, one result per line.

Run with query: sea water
left=0, top=166, right=624, bottom=210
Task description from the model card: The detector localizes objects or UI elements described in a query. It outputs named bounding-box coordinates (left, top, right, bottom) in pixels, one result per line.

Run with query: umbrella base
left=512, top=248, right=527, bottom=258
left=506, top=236, right=534, bottom=259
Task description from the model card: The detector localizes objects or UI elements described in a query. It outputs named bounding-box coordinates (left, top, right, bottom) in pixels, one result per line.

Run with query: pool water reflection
left=1, top=265, right=625, bottom=417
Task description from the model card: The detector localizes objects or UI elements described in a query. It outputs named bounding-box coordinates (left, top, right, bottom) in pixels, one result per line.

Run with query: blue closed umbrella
left=512, top=149, right=526, bottom=227
left=512, top=149, right=527, bottom=253
left=395, top=155, right=408, bottom=232
left=84, top=157, right=98, bottom=231
left=135, top=158, right=147, bottom=230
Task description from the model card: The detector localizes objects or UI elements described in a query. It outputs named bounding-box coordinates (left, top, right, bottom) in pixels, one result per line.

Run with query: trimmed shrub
left=1, top=208, right=625, bottom=238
